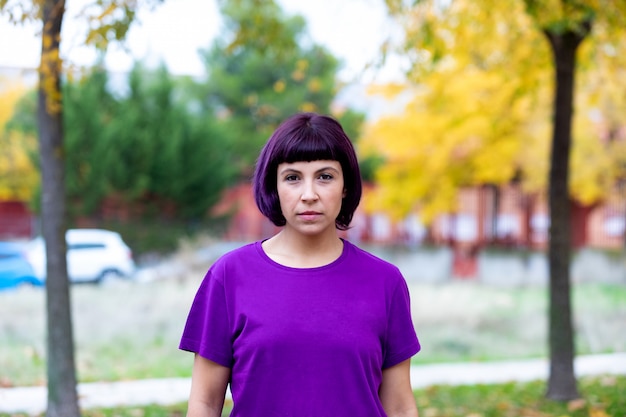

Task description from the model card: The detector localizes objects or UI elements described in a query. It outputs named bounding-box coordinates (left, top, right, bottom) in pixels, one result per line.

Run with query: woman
left=180, top=112, right=420, bottom=417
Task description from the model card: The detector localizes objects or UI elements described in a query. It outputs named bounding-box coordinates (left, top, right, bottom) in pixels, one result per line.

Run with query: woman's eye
left=319, top=173, right=333, bottom=181
left=285, top=175, right=299, bottom=182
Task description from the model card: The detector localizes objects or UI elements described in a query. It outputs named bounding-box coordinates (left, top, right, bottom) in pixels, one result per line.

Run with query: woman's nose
left=301, top=180, right=319, bottom=201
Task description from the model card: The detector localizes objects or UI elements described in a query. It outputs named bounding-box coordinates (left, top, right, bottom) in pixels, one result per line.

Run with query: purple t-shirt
left=180, top=239, right=420, bottom=416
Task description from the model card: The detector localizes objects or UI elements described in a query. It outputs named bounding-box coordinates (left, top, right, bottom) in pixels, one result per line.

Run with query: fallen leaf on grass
left=589, top=407, right=611, bottom=417
left=129, top=408, right=145, bottom=417
left=422, top=407, right=439, bottom=417
left=599, top=376, right=616, bottom=387
left=567, top=398, right=586, bottom=412
left=518, top=408, right=549, bottom=417
left=496, top=401, right=511, bottom=411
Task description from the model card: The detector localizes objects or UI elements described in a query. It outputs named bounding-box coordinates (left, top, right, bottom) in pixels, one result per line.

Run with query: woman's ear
left=343, top=189, right=347, bottom=198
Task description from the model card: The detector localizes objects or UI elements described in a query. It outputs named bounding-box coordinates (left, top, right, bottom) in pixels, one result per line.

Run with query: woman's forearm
left=186, top=399, right=225, bottom=417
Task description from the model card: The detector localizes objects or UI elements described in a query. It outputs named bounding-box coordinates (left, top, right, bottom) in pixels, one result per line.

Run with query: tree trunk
left=38, top=1, right=81, bottom=416
left=543, top=21, right=590, bottom=401
left=491, top=184, right=500, bottom=244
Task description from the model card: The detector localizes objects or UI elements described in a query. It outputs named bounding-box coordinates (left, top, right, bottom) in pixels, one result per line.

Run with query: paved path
left=1, top=353, right=625, bottom=415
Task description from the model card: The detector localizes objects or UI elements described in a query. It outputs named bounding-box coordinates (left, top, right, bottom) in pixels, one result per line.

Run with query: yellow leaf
left=589, top=407, right=611, bottom=417
left=567, top=398, right=586, bottom=412
left=307, top=77, right=322, bottom=93
left=299, top=102, right=317, bottom=113
left=273, top=79, right=286, bottom=93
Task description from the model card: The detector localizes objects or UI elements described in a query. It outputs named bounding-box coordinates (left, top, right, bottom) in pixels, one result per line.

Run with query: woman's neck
left=262, top=229, right=344, bottom=268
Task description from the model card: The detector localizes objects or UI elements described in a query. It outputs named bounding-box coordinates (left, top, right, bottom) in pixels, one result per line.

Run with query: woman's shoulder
left=343, top=240, right=401, bottom=274
left=201, top=241, right=262, bottom=284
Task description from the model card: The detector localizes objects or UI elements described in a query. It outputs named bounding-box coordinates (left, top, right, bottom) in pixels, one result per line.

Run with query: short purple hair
left=253, top=112, right=362, bottom=230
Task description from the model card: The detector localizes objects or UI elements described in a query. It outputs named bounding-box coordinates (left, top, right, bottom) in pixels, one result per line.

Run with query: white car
left=27, top=229, right=136, bottom=283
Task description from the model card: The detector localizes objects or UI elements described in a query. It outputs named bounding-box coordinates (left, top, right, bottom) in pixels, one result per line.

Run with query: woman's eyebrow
left=278, top=165, right=341, bottom=176
left=278, top=167, right=301, bottom=176
left=316, top=166, right=341, bottom=174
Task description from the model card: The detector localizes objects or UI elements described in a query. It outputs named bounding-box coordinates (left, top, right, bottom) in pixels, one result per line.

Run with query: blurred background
left=0, top=0, right=625, bottom=414
left=2, top=0, right=626, bottom=278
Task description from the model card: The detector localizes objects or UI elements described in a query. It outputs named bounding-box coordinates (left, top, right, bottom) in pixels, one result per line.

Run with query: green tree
left=10, top=62, right=236, bottom=224
left=63, top=66, right=114, bottom=216
left=196, top=0, right=365, bottom=173
left=103, top=63, right=236, bottom=219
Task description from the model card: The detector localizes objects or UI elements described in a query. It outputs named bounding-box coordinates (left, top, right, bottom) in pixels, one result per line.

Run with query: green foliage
left=5, top=89, right=37, bottom=136
left=335, top=108, right=366, bottom=147
left=8, top=64, right=237, bottom=224
left=333, top=108, right=381, bottom=181
left=63, top=66, right=115, bottom=216
left=195, top=0, right=363, bottom=171
left=100, top=63, right=237, bottom=219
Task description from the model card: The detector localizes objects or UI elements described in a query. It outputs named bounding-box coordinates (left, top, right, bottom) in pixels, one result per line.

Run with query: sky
left=0, top=0, right=404, bottom=84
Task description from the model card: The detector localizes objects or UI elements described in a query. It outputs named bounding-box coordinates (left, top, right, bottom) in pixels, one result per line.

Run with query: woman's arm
left=186, top=354, right=231, bottom=417
left=379, top=359, right=419, bottom=417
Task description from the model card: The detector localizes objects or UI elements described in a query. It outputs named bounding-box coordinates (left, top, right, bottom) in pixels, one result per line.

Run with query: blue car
left=0, top=241, right=43, bottom=291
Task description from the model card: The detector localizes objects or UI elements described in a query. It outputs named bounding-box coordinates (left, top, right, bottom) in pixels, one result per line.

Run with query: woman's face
left=276, top=159, right=345, bottom=238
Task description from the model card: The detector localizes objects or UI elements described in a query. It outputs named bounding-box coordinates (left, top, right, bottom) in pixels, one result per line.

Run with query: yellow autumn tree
left=364, top=0, right=626, bottom=224
left=573, top=27, right=626, bottom=202
left=362, top=0, right=552, bottom=222
left=0, top=77, right=39, bottom=201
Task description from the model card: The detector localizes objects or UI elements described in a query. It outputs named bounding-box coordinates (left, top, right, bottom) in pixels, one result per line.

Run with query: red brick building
left=212, top=182, right=626, bottom=252
left=0, top=200, right=34, bottom=240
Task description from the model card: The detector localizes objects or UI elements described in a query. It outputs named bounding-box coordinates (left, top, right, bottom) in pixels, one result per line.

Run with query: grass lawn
left=1, top=375, right=624, bottom=417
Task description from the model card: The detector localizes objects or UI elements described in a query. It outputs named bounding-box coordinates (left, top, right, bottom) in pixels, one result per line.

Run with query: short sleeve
left=382, top=276, right=420, bottom=369
left=179, top=268, right=233, bottom=367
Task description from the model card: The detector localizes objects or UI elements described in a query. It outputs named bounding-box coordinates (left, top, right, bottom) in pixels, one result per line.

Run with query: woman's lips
left=298, top=211, right=321, bottom=221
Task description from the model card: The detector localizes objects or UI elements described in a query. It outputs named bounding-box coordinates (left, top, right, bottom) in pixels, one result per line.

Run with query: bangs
left=275, top=128, right=339, bottom=164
